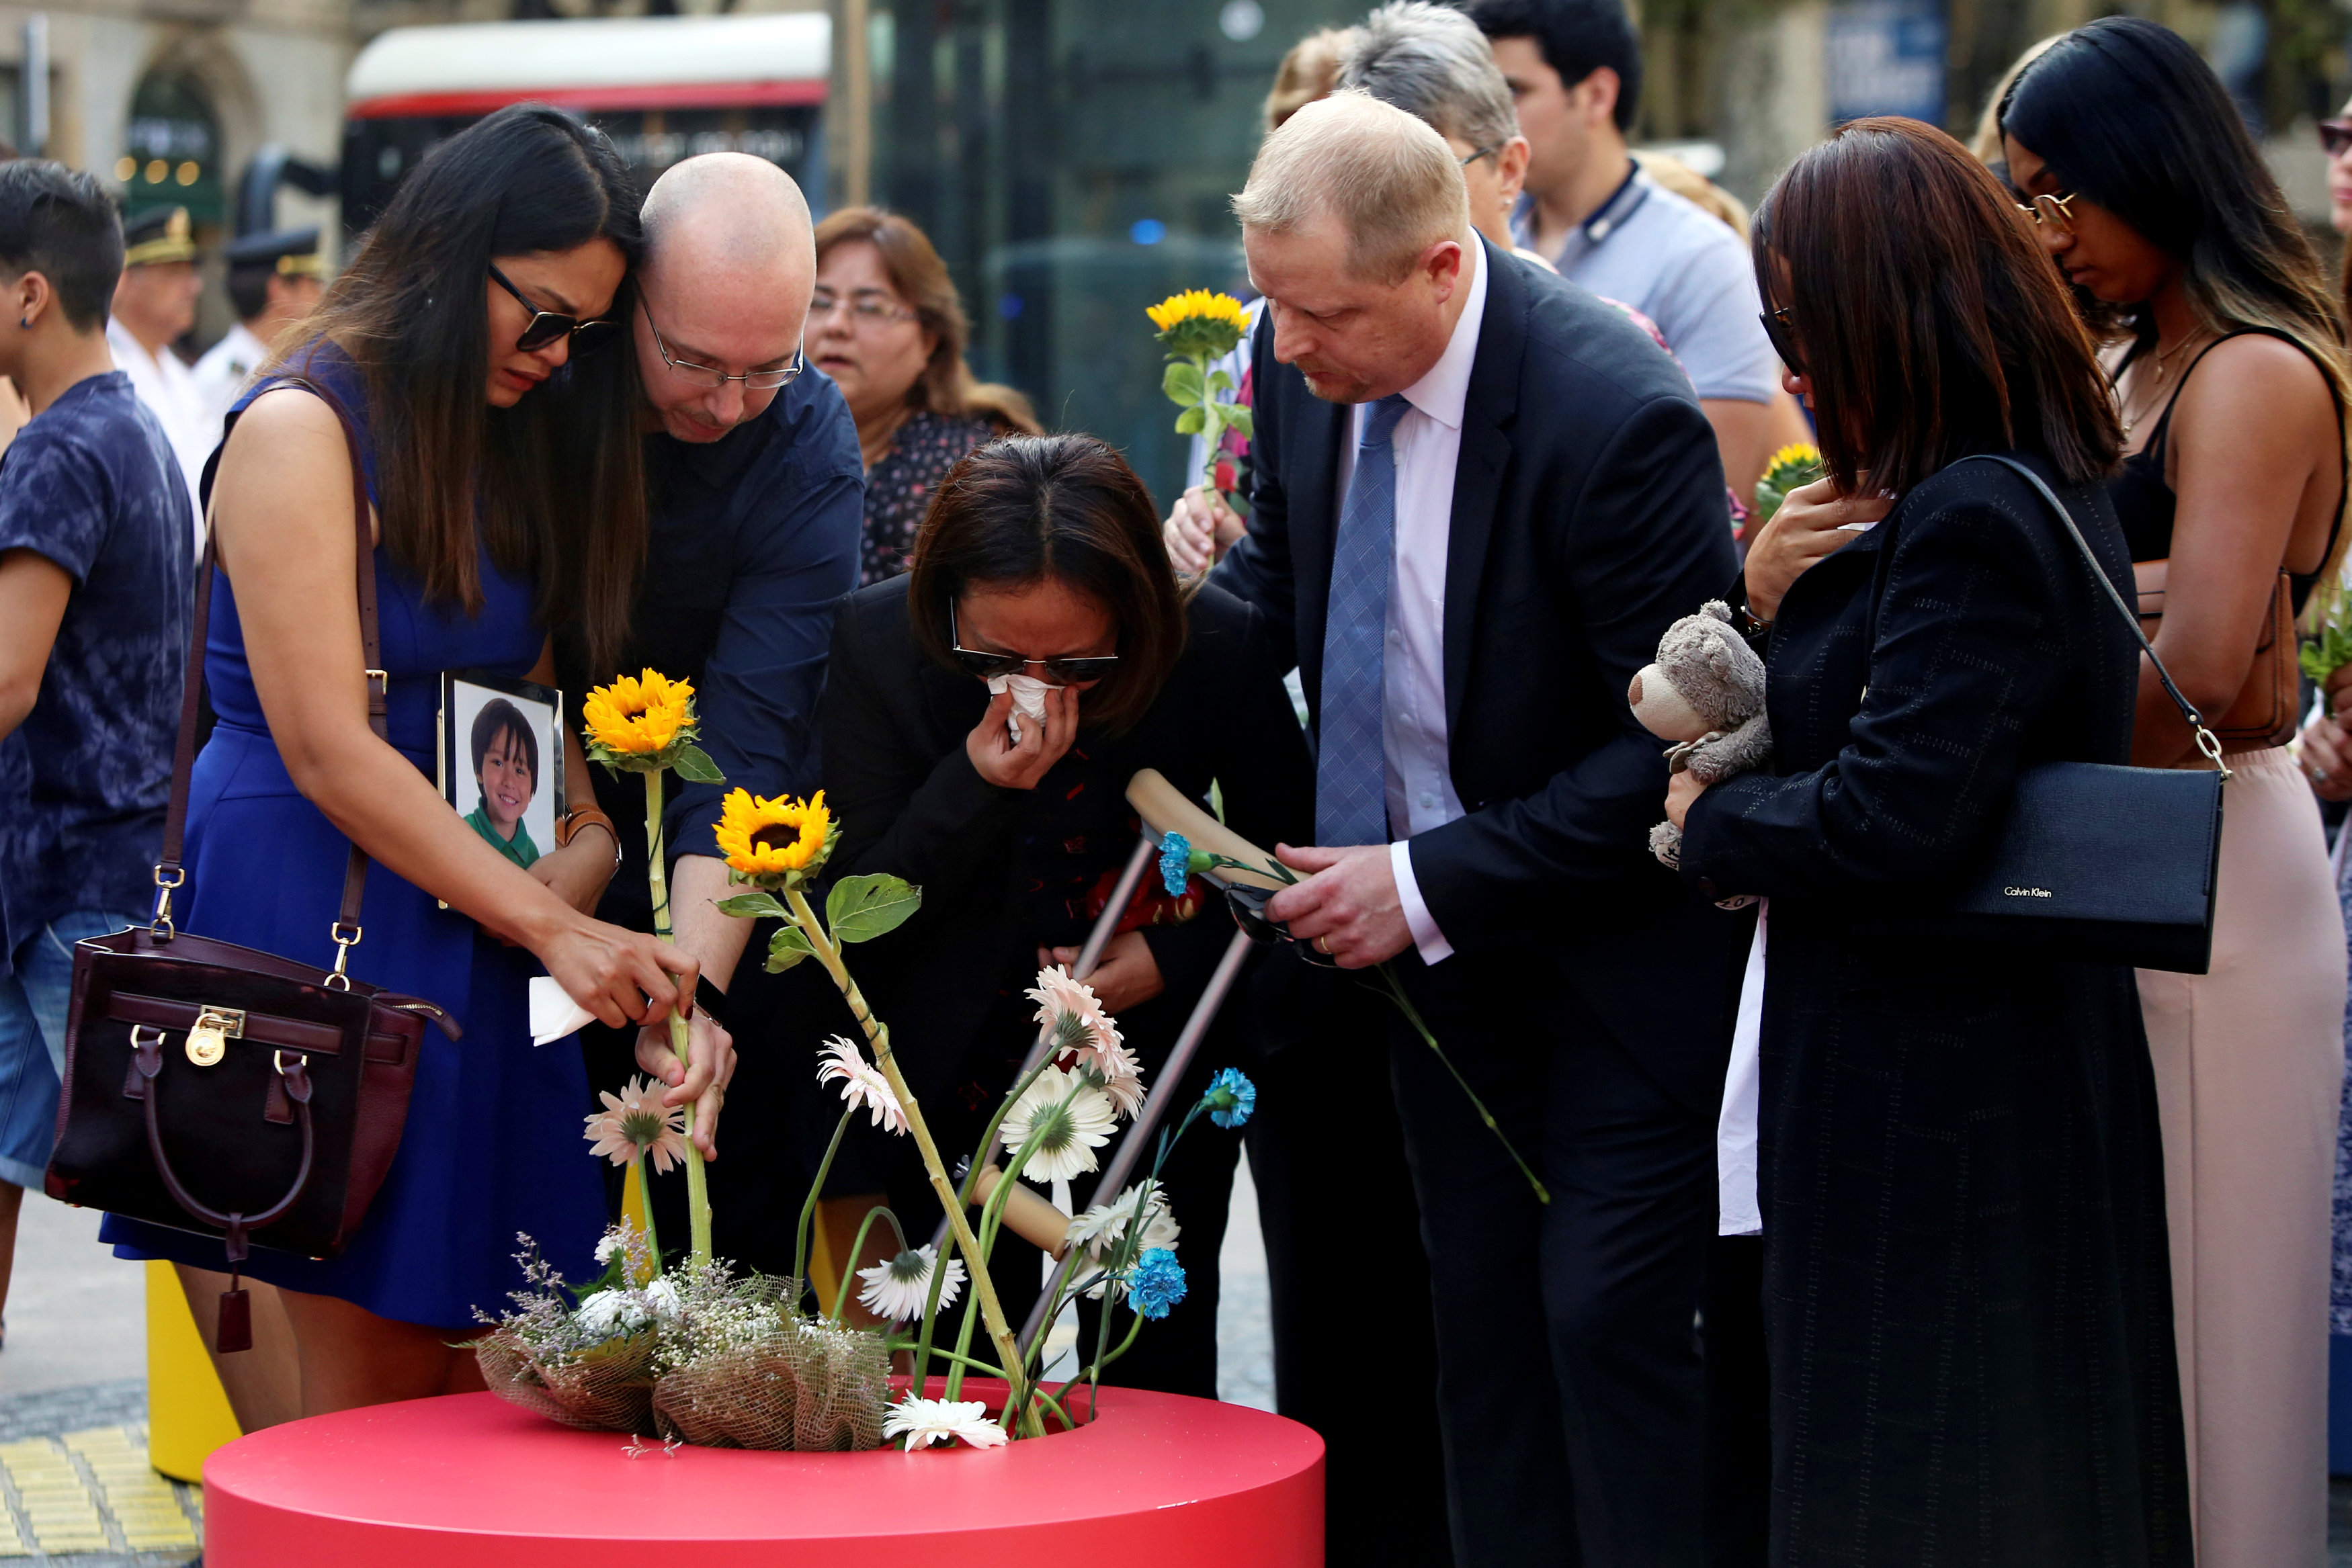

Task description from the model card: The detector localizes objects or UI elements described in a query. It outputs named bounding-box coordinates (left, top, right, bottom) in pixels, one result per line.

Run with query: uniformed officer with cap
left=192, top=226, right=325, bottom=437
left=107, top=206, right=206, bottom=549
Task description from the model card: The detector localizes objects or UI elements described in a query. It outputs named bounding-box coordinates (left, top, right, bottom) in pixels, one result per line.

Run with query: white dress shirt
left=1330, top=244, right=1488, bottom=965
left=108, top=318, right=210, bottom=554
left=190, top=320, right=269, bottom=445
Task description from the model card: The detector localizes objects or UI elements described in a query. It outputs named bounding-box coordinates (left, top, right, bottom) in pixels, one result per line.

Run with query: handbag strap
left=1861, top=453, right=2232, bottom=781
left=154, top=376, right=383, bottom=980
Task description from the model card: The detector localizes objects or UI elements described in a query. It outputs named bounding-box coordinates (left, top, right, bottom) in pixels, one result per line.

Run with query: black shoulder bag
left=44, top=380, right=459, bottom=1351
left=1868, top=454, right=2228, bottom=973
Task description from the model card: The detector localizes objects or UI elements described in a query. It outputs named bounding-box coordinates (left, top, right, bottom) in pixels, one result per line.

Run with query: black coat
left=1680, top=453, right=2191, bottom=1565
left=1215, top=236, right=1752, bottom=1108
left=816, top=571, right=1313, bottom=1101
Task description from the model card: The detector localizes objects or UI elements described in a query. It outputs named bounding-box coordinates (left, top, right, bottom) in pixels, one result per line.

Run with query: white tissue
left=988, top=672, right=1062, bottom=741
left=528, top=975, right=597, bottom=1046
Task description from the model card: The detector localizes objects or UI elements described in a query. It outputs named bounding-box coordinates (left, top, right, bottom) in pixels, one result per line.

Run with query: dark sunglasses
left=2324, top=119, right=2352, bottom=157
left=1759, top=305, right=1804, bottom=377
left=1222, top=884, right=1340, bottom=967
left=489, top=264, right=618, bottom=354
left=949, top=602, right=1120, bottom=683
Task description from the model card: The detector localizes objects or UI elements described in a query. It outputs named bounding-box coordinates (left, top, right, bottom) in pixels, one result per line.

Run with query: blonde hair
left=1634, top=150, right=1749, bottom=240
left=1232, top=90, right=1470, bottom=283
left=812, top=207, right=1042, bottom=435
left=1970, top=36, right=2062, bottom=165
left=1265, top=28, right=1354, bottom=133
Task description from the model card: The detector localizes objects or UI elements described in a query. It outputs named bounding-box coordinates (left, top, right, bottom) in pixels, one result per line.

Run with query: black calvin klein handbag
left=1878, top=455, right=2228, bottom=974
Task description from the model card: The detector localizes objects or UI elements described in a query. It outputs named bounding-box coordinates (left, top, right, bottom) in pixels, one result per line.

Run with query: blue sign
left=1826, top=0, right=1948, bottom=126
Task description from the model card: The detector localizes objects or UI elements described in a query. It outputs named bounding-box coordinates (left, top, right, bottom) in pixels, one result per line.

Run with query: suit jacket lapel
left=1443, top=238, right=1522, bottom=727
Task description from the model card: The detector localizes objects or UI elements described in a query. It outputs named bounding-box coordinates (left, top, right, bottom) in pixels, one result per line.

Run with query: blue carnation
left=1158, top=833, right=1193, bottom=897
left=1128, top=1248, right=1188, bottom=1319
left=1204, top=1066, right=1257, bottom=1129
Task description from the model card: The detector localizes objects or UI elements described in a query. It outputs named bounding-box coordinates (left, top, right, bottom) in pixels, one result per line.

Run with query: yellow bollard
left=624, top=1158, right=650, bottom=1250
left=144, top=1260, right=240, bottom=1483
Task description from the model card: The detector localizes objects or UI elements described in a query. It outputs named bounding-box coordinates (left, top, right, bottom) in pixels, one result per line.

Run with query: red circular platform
left=202, top=1381, right=1325, bottom=1565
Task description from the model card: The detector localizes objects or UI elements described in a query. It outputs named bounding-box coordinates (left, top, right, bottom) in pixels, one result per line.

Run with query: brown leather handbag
left=2135, top=562, right=2300, bottom=748
left=44, top=381, right=456, bottom=1352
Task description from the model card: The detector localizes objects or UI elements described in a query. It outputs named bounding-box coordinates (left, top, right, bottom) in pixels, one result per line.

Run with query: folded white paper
left=528, top=975, right=597, bottom=1046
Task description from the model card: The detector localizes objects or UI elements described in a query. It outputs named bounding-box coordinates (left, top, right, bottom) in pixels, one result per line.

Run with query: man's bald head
left=1233, top=89, right=1469, bottom=281
left=634, top=153, right=817, bottom=443
left=642, top=151, right=814, bottom=286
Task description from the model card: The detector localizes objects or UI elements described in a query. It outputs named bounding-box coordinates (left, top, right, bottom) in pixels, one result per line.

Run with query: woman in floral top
left=811, top=209, right=1042, bottom=584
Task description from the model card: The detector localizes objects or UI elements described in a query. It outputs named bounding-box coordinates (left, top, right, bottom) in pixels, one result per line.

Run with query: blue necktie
left=1316, top=394, right=1413, bottom=846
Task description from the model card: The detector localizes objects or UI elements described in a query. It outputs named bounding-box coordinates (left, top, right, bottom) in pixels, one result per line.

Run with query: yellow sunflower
left=715, top=788, right=834, bottom=880
left=583, top=669, right=696, bottom=758
left=1146, top=288, right=1249, bottom=334
left=1763, top=441, right=1822, bottom=477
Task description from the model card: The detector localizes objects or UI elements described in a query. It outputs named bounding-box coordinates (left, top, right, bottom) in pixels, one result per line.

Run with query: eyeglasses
left=1758, top=305, right=1804, bottom=377
left=488, top=264, right=617, bottom=353
left=1458, top=145, right=1499, bottom=169
left=811, top=288, right=919, bottom=327
left=641, top=302, right=804, bottom=391
left=948, top=603, right=1121, bottom=683
left=2012, top=190, right=2080, bottom=238
left=2322, top=119, right=2352, bottom=157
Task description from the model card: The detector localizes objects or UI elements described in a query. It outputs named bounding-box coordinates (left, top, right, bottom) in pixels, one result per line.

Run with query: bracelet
left=556, top=806, right=622, bottom=873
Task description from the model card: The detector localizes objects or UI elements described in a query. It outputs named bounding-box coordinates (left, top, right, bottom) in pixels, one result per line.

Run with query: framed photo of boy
left=439, top=672, right=564, bottom=872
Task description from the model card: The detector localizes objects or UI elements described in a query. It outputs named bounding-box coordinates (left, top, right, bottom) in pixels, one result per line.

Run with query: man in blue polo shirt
left=1470, top=0, right=1783, bottom=499
left=0, top=162, right=194, bottom=1326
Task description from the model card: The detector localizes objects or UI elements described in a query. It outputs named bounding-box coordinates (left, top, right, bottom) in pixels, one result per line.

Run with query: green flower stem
left=643, top=767, right=712, bottom=1264
left=1375, top=963, right=1550, bottom=1205
left=793, top=1100, right=856, bottom=1305
left=780, top=883, right=1038, bottom=1436
left=1191, top=349, right=1219, bottom=493
left=946, top=1105, right=1062, bottom=1399
left=1083, top=1303, right=1149, bottom=1385
left=955, top=1058, right=1053, bottom=1209
left=634, top=1150, right=661, bottom=1268
left=828, top=1203, right=898, bottom=1323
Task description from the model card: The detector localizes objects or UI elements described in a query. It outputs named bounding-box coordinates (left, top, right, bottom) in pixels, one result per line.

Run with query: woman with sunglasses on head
left=1671, top=118, right=2189, bottom=1563
left=814, top=433, right=1310, bottom=1396
left=809, top=208, right=1042, bottom=586
left=101, top=104, right=714, bottom=1424
left=2001, top=21, right=2351, bottom=1565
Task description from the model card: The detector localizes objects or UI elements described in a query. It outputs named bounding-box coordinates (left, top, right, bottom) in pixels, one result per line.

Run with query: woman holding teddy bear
left=1665, top=118, right=2190, bottom=1563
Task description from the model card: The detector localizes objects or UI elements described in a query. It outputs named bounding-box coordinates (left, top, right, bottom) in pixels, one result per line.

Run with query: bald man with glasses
left=556, top=152, right=863, bottom=1270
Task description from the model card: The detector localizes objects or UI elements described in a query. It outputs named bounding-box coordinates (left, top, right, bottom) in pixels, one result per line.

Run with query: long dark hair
left=1999, top=16, right=2351, bottom=591
left=288, top=105, right=646, bottom=668
left=1752, top=116, right=2122, bottom=498
left=906, top=435, right=1187, bottom=734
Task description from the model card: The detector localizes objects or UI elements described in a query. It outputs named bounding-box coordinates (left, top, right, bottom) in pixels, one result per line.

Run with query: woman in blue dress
left=103, top=105, right=717, bottom=1419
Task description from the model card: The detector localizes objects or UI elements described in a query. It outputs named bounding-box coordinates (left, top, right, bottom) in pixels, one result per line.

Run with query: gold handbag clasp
left=186, top=1006, right=245, bottom=1067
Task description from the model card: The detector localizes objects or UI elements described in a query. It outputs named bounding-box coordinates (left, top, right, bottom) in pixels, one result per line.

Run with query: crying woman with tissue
left=810, top=432, right=1311, bottom=1398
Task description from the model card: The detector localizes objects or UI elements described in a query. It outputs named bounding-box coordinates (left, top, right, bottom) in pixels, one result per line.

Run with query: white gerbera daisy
left=997, top=1066, right=1118, bottom=1183
left=883, top=1397, right=1008, bottom=1450
left=816, top=1036, right=907, bottom=1135
left=1026, top=964, right=1142, bottom=1106
left=1070, top=1184, right=1183, bottom=1299
left=857, top=1244, right=966, bottom=1323
left=583, top=1076, right=689, bottom=1174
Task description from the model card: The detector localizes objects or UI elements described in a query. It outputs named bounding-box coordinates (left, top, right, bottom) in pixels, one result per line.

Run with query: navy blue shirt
left=561, top=367, right=862, bottom=928
left=0, top=372, right=194, bottom=970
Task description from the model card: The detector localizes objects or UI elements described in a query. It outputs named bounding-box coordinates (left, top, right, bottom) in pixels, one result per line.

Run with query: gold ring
left=1313, top=936, right=1332, bottom=955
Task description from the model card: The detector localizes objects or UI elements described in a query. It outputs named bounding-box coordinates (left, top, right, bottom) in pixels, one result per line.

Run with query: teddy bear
left=1627, top=600, right=1773, bottom=869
